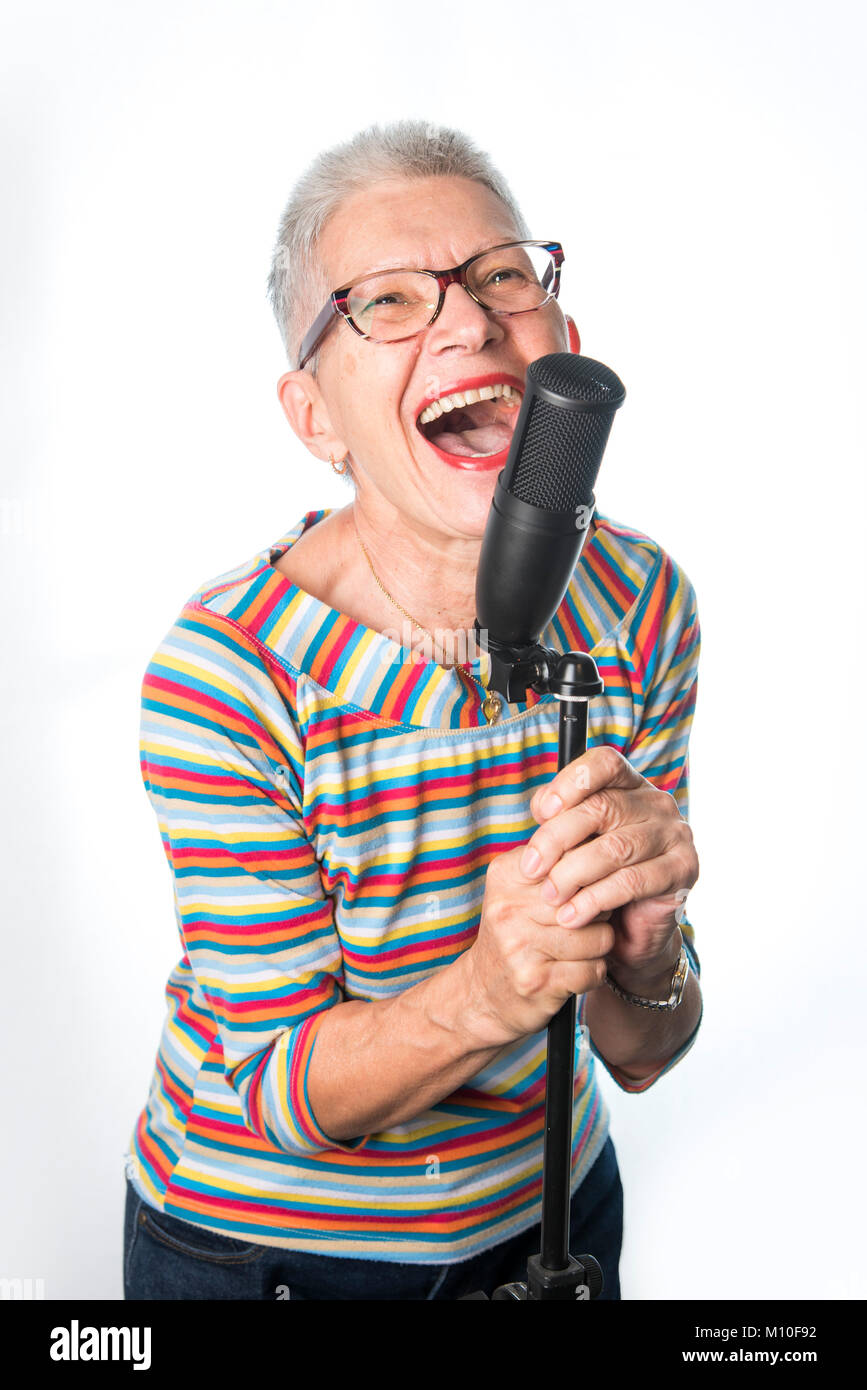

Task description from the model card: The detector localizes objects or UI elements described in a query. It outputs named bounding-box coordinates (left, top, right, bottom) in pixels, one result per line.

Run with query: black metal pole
left=539, top=695, right=589, bottom=1270
left=469, top=647, right=605, bottom=1300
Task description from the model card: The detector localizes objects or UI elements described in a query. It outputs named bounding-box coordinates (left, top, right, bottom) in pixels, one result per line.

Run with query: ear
left=565, top=314, right=581, bottom=355
left=276, top=369, right=348, bottom=462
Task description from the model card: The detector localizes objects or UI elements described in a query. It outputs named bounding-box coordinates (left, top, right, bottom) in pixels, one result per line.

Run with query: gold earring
left=329, top=453, right=349, bottom=476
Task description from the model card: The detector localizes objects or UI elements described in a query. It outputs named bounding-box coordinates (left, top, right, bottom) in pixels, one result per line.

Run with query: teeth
left=417, top=381, right=521, bottom=425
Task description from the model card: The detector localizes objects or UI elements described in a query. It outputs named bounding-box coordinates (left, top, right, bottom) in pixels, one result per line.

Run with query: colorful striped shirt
left=125, top=506, right=702, bottom=1263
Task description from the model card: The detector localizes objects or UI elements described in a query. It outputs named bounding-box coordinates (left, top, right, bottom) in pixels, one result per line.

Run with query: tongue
left=431, top=421, right=513, bottom=458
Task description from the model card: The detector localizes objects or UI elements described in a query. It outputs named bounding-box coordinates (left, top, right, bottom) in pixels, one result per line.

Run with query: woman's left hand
left=521, top=746, right=699, bottom=984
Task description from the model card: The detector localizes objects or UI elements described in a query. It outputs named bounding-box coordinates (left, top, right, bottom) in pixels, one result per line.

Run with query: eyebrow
left=336, top=240, right=518, bottom=286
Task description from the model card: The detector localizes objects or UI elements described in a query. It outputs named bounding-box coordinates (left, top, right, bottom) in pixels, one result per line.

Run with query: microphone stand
left=467, top=634, right=605, bottom=1302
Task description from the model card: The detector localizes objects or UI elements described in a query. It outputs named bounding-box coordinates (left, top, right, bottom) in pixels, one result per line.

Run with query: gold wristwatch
left=604, top=944, right=690, bottom=1012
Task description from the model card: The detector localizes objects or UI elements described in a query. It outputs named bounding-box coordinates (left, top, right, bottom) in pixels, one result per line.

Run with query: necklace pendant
left=482, top=692, right=503, bottom=725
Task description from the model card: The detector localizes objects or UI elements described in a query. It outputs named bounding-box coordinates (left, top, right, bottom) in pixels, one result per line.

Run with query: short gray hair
left=266, top=119, right=530, bottom=378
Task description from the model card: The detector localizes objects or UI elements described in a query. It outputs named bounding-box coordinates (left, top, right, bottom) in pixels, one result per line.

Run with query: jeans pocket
left=136, top=1204, right=266, bottom=1266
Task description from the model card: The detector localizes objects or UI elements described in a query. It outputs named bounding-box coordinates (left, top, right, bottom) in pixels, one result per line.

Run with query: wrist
left=439, top=948, right=510, bottom=1053
left=607, top=928, right=683, bottom=999
left=450, top=946, right=516, bottom=1052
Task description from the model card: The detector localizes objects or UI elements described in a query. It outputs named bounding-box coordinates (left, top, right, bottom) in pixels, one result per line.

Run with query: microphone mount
left=475, top=627, right=604, bottom=706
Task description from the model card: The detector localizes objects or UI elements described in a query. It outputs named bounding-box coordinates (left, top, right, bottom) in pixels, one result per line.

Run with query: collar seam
left=187, top=601, right=520, bottom=733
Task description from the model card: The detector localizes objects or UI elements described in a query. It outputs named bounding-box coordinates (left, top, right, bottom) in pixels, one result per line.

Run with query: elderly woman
left=123, top=120, right=702, bottom=1302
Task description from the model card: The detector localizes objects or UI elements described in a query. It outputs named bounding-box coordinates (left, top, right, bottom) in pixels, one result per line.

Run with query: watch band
left=605, top=945, right=690, bottom=1012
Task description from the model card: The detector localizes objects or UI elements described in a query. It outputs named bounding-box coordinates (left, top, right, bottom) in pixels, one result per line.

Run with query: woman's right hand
left=460, top=844, right=615, bottom=1049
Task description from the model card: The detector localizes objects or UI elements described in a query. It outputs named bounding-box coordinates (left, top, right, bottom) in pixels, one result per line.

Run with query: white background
left=2, top=0, right=865, bottom=1301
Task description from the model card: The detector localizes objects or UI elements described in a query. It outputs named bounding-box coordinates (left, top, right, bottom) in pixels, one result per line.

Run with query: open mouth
left=415, top=382, right=522, bottom=459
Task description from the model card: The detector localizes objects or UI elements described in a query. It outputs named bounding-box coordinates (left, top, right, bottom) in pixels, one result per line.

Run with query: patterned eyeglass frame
left=295, top=240, right=564, bottom=370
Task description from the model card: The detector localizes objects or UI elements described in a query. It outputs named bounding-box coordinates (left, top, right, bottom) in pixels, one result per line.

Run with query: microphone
left=474, top=353, right=625, bottom=696
left=469, top=354, right=627, bottom=1297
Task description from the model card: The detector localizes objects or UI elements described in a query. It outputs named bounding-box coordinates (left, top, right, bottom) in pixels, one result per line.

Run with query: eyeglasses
left=296, top=239, right=564, bottom=370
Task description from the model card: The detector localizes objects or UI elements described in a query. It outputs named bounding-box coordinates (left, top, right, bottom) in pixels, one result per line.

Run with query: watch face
left=669, top=949, right=689, bottom=1007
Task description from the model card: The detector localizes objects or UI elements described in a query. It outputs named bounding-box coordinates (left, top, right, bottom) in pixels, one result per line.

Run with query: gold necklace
left=356, top=529, right=503, bottom=725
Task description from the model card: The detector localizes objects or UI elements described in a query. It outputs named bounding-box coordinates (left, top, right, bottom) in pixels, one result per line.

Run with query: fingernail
left=521, top=846, right=541, bottom=877
left=557, top=903, right=577, bottom=924
left=540, top=792, right=562, bottom=818
left=541, top=878, right=559, bottom=903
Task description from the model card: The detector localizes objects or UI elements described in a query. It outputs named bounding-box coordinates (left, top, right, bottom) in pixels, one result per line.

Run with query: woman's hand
left=524, top=745, right=699, bottom=990
left=463, top=851, right=615, bottom=1049
left=463, top=746, right=699, bottom=1049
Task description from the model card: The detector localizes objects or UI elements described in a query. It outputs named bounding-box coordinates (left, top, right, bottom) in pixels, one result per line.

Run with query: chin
left=431, top=469, right=500, bottom=538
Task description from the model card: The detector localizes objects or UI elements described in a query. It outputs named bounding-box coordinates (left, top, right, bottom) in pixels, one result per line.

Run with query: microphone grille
left=505, top=354, right=626, bottom=511
left=530, top=352, right=625, bottom=404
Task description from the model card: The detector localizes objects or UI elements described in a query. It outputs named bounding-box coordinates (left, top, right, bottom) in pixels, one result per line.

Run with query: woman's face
left=289, top=175, right=571, bottom=539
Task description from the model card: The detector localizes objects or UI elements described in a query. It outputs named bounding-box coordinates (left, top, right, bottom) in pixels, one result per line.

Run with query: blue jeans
left=124, top=1135, right=622, bottom=1301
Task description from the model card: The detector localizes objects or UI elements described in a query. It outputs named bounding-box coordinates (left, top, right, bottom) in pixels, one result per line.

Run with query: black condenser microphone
left=468, top=355, right=627, bottom=1299
left=474, top=353, right=626, bottom=689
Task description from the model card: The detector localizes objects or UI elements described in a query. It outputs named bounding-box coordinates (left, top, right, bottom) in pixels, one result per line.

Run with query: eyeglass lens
left=345, top=244, right=558, bottom=342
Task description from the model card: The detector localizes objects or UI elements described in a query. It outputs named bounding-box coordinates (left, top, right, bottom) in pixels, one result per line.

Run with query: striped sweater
left=125, top=506, right=701, bottom=1262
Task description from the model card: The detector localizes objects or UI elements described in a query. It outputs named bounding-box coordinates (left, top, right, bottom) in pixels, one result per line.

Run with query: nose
left=423, top=279, right=503, bottom=357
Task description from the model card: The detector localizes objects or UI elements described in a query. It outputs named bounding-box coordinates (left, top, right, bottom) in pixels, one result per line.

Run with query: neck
left=349, top=500, right=483, bottom=661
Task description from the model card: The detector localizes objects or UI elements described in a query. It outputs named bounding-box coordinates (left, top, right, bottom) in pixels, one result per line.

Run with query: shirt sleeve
left=139, top=604, right=370, bottom=1157
left=582, top=547, right=702, bottom=1095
